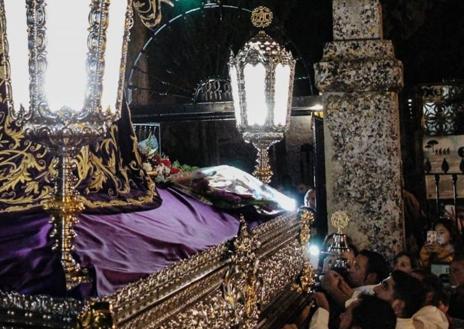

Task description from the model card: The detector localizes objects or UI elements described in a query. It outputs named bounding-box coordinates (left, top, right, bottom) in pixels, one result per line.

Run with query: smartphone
left=427, top=230, right=438, bottom=244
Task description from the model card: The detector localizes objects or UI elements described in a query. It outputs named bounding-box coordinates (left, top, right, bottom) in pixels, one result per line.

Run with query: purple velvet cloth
left=0, top=187, right=242, bottom=298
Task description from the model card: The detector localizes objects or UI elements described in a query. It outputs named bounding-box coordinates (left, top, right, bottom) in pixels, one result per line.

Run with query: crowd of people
left=283, top=217, right=464, bottom=329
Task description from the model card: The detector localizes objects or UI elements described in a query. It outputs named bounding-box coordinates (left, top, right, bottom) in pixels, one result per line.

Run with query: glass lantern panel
left=229, top=65, right=241, bottom=126
left=274, top=63, right=291, bottom=126
left=45, top=1, right=89, bottom=112
left=101, top=0, right=128, bottom=114
left=3, top=1, right=30, bottom=114
left=244, top=63, right=267, bottom=126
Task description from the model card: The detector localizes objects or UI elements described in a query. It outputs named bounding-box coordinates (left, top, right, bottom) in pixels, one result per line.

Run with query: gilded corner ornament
left=78, top=301, right=113, bottom=329
left=223, top=215, right=262, bottom=328
left=292, top=208, right=316, bottom=294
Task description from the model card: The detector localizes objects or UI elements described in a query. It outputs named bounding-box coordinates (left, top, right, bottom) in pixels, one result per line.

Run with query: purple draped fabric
left=0, top=187, right=242, bottom=298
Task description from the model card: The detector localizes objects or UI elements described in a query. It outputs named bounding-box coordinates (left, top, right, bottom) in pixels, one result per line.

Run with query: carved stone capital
left=315, top=40, right=403, bottom=93
left=316, top=59, right=403, bottom=93
left=320, top=40, right=396, bottom=61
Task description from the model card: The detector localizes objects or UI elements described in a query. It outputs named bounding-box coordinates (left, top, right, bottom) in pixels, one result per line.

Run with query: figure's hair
left=351, top=294, right=397, bottom=329
left=421, top=273, right=445, bottom=307
left=393, top=252, right=417, bottom=269
left=391, top=270, right=426, bottom=318
left=360, top=250, right=390, bottom=282
left=434, top=219, right=463, bottom=248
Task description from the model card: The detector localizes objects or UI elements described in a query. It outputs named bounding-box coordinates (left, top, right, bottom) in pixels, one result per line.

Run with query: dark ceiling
left=127, top=0, right=464, bottom=105
left=278, top=0, right=464, bottom=87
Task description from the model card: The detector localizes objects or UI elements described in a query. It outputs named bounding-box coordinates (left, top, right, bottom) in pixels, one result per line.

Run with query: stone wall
left=315, top=0, right=405, bottom=258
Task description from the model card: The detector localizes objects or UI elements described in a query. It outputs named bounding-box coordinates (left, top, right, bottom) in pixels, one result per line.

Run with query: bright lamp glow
left=274, top=64, right=291, bottom=126
left=45, top=2, right=88, bottom=112
left=244, top=63, right=267, bottom=126
left=3, top=0, right=129, bottom=115
left=229, top=66, right=241, bottom=126
left=228, top=29, right=295, bottom=184
left=101, top=1, right=128, bottom=114
left=309, top=244, right=320, bottom=257
left=3, top=1, right=29, bottom=114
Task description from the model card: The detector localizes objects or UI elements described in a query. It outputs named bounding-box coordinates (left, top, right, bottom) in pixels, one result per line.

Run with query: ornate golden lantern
left=229, top=6, right=295, bottom=184
left=0, top=0, right=134, bottom=289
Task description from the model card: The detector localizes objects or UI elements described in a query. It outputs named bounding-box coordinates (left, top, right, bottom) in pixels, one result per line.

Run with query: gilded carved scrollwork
left=78, top=301, right=113, bottom=329
left=0, top=213, right=302, bottom=328
left=0, top=19, right=159, bottom=216
left=222, top=215, right=262, bottom=328
left=292, top=208, right=316, bottom=294
left=133, top=0, right=174, bottom=30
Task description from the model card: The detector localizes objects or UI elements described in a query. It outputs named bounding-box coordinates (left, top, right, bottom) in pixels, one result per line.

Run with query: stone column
left=314, top=0, right=404, bottom=258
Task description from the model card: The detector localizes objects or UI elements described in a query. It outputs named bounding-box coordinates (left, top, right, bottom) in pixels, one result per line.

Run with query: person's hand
left=424, top=242, right=440, bottom=253
left=337, top=276, right=354, bottom=297
left=313, top=292, right=330, bottom=312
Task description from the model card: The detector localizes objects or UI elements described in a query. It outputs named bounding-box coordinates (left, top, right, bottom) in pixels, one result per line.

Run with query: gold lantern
left=229, top=6, right=296, bottom=184
left=0, top=0, right=134, bottom=289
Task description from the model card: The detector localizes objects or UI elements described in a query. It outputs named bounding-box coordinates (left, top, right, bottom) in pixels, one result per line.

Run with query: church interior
left=0, top=0, right=463, bottom=328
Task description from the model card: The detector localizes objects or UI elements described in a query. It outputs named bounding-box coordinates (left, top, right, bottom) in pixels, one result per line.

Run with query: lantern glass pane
left=3, top=1, right=30, bottom=114
left=229, top=65, right=241, bottom=126
left=274, top=63, right=291, bottom=126
left=101, top=1, right=127, bottom=114
left=45, top=1, right=89, bottom=112
left=244, top=63, right=267, bottom=126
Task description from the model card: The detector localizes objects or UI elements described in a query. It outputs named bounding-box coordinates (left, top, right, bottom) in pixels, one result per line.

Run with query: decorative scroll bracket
left=222, top=215, right=262, bottom=329
left=133, top=0, right=174, bottom=30
left=78, top=301, right=113, bottom=329
left=292, top=207, right=316, bottom=295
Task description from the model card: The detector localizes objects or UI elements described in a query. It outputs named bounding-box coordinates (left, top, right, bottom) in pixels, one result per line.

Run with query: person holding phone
left=419, top=220, right=462, bottom=268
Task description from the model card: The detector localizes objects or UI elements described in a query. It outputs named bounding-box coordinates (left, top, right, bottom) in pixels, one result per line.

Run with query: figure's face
left=343, top=249, right=356, bottom=270
left=394, top=255, right=412, bottom=273
left=348, top=254, right=368, bottom=287
left=308, top=190, right=316, bottom=208
left=450, top=260, right=464, bottom=287
left=339, top=301, right=358, bottom=329
left=435, top=224, right=451, bottom=245
left=374, top=277, right=395, bottom=303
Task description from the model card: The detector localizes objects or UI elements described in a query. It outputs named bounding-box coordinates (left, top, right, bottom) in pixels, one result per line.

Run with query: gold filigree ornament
left=251, top=6, right=273, bottom=29
left=133, top=0, right=174, bottom=30
left=222, top=215, right=262, bottom=329
left=78, top=301, right=113, bottom=329
left=331, top=210, right=350, bottom=234
left=292, top=208, right=316, bottom=294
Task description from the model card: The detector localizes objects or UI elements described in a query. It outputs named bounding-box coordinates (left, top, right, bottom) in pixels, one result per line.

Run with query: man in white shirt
left=321, top=250, right=389, bottom=308
left=374, top=270, right=447, bottom=329
left=309, top=293, right=396, bottom=329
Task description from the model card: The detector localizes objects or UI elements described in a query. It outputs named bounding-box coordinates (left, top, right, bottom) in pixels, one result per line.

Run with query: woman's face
left=394, top=255, right=412, bottom=273
left=435, top=224, right=451, bottom=245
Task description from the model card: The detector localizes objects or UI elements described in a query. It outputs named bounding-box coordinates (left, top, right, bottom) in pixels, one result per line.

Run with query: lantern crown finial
left=251, top=6, right=273, bottom=29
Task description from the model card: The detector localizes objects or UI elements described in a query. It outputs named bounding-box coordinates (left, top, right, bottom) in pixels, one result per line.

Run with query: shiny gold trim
left=251, top=6, right=273, bottom=29
left=133, top=0, right=174, bottom=30
left=78, top=301, right=113, bottom=329
left=1, top=212, right=302, bottom=328
left=252, top=140, right=274, bottom=184
left=107, top=212, right=299, bottom=328
left=0, top=290, right=82, bottom=329
left=292, top=208, right=316, bottom=294
left=223, top=215, right=261, bottom=328
left=44, top=150, right=91, bottom=290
